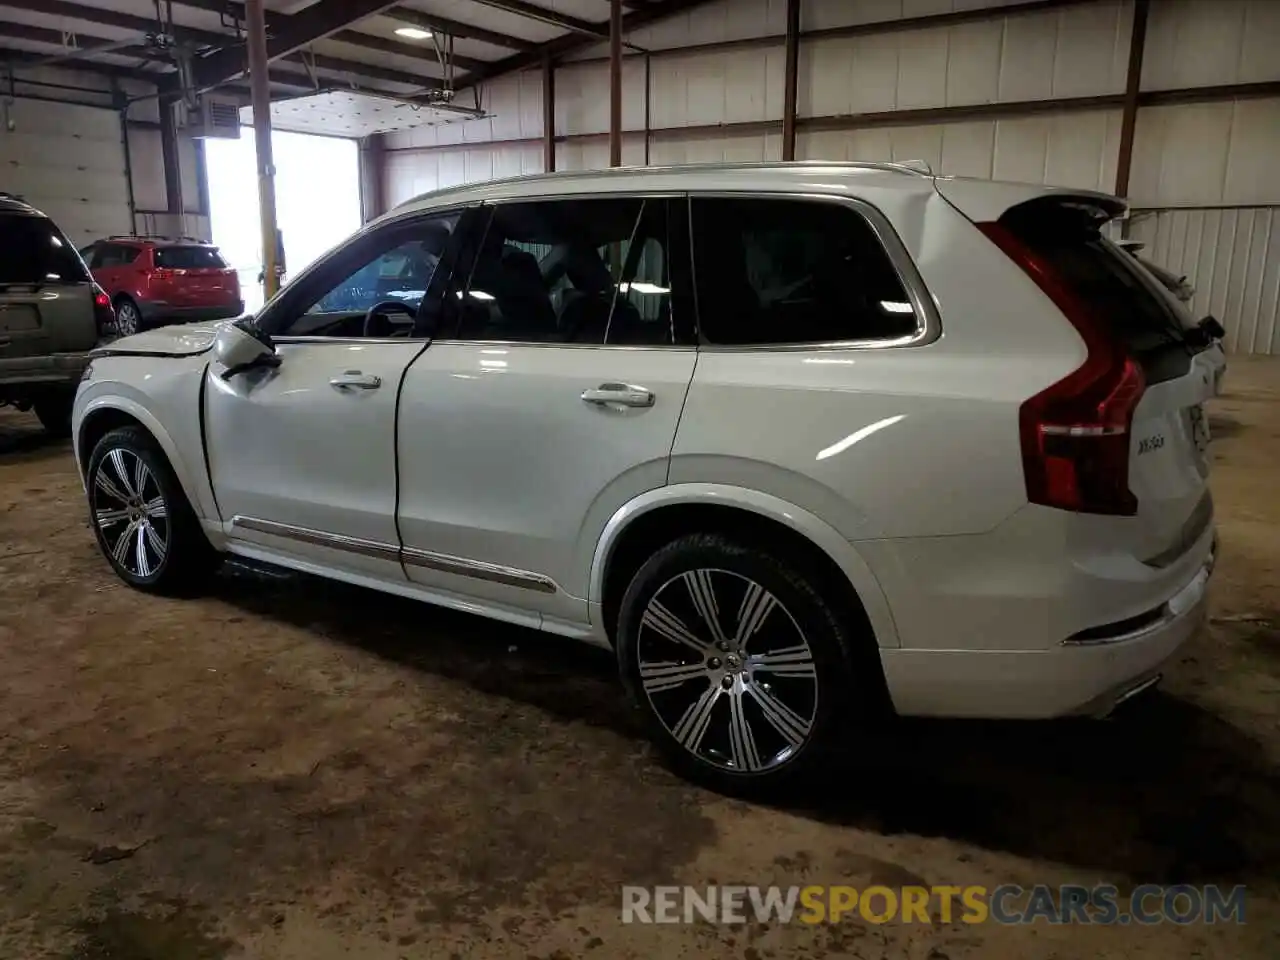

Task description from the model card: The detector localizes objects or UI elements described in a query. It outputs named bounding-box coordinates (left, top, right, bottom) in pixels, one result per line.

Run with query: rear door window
left=0, top=215, right=91, bottom=284
left=154, top=246, right=227, bottom=269
left=96, top=244, right=141, bottom=268
left=448, top=197, right=694, bottom=346
left=690, top=197, right=920, bottom=346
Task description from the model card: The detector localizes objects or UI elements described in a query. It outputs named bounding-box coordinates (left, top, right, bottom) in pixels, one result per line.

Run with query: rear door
left=395, top=196, right=698, bottom=626
left=152, top=245, right=239, bottom=308
left=0, top=213, right=97, bottom=367
left=88, top=243, right=127, bottom=299
left=942, top=186, right=1212, bottom=563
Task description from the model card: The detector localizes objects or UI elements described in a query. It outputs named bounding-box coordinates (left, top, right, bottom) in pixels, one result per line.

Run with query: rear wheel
left=33, top=391, right=74, bottom=438
left=114, top=297, right=141, bottom=336
left=617, top=533, right=866, bottom=794
left=87, top=425, right=220, bottom=593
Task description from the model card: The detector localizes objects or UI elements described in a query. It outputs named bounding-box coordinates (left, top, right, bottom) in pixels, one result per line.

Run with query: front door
left=396, top=196, right=697, bottom=626
left=205, top=209, right=463, bottom=581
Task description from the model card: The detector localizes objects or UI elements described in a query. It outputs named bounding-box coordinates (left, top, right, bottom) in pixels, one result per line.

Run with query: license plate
left=1188, top=403, right=1211, bottom=454
left=0, top=304, right=39, bottom=332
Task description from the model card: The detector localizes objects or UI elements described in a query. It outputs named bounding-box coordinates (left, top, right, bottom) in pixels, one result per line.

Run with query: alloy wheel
left=91, top=448, right=169, bottom=578
left=636, top=568, right=819, bottom=773
left=116, top=302, right=139, bottom=336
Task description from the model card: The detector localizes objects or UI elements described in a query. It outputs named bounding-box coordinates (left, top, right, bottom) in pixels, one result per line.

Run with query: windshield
left=0, top=215, right=91, bottom=284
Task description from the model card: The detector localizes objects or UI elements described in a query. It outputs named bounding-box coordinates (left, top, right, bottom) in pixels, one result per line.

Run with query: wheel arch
left=590, top=484, right=901, bottom=653
left=76, top=393, right=214, bottom=523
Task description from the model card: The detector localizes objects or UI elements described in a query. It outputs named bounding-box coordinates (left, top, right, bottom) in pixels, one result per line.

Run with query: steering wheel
left=362, top=300, right=417, bottom=338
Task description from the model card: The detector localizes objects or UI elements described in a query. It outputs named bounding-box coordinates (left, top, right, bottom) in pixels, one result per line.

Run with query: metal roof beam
left=190, top=0, right=400, bottom=89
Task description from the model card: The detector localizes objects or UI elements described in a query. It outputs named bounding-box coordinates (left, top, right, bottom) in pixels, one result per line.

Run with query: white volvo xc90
left=73, top=163, right=1218, bottom=791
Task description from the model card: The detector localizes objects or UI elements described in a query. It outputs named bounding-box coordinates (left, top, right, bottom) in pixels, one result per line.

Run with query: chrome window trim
left=482, top=190, right=687, bottom=205
left=229, top=516, right=558, bottom=594
left=271, top=336, right=424, bottom=346
left=428, top=339, right=696, bottom=352
left=286, top=190, right=939, bottom=353
left=687, top=191, right=941, bottom=353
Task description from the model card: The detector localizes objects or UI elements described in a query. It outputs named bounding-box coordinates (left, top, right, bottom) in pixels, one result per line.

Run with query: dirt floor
left=1, top=362, right=1278, bottom=960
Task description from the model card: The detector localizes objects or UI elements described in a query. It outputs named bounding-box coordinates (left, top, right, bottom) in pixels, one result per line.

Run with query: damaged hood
left=91, top=320, right=225, bottom=358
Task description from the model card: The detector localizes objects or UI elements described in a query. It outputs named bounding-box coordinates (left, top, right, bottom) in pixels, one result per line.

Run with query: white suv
left=72, top=163, right=1217, bottom=791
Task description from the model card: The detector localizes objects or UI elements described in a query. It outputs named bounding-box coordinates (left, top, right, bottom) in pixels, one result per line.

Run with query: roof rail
left=104, top=234, right=211, bottom=243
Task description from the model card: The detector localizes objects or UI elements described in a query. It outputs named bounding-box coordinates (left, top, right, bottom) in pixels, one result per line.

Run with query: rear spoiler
left=933, top=179, right=1128, bottom=227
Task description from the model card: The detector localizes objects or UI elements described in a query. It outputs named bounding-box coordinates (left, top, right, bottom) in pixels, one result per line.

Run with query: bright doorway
left=205, top=130, right=362, bottom=314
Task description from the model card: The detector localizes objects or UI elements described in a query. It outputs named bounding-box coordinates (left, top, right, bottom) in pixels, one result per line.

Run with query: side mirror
left=215, top=318, right=279, bottom=380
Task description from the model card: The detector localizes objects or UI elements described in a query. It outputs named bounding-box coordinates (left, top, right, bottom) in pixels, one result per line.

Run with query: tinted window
left=452, top=198, right=686, bottom=346
left=0, top=215, right=90, bottom=284
left=691, top=198, right=918, bottom=345
left=96, top=243, right=141, bottom=268
left=154, top=246, right=227, bottom=269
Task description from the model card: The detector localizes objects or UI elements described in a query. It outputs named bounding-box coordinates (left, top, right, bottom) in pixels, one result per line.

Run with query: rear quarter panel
left=671, top=189, right=1084, bottom=542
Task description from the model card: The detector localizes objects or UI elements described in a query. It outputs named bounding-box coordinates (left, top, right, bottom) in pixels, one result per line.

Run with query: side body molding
left=587, top=483, right=901, bottom=649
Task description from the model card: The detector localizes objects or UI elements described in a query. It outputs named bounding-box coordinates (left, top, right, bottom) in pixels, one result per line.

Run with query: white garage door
left=0, top=98, right=132, bottom=248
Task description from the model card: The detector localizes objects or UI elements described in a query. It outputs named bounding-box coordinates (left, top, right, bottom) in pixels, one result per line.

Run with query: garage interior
left=1, top=0, right=1279, bottom=957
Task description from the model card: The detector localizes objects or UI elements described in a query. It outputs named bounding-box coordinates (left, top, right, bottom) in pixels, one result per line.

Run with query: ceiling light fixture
left=395, top=26, right=433, bottom=40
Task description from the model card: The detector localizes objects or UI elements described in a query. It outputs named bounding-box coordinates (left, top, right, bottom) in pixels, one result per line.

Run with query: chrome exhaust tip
left=1102, top=673, right=1163, bottom=718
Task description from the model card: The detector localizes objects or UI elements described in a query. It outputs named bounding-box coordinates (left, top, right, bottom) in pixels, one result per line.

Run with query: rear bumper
left=878, top=535, right=1215, bottom=719
left=139, top=301, right=244, bottom=324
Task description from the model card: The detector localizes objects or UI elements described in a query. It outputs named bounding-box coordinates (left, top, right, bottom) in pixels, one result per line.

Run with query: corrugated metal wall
left=2, top=96, right=132, bottom=246
left=381, top=0, right=1280, bottom=352
left=1129, top=207, right=1280, bottom=355
left=0, top=66, right=209, bottom=244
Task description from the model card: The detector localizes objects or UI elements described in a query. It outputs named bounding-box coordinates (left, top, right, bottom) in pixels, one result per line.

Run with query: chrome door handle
left=581, top=382, right=655, bottom=408
left=329, top=370, right=381, bottom=390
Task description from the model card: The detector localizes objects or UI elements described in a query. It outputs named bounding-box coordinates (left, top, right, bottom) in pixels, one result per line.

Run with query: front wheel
left=616, top=533, right=866, bottom=794
left=87, top=425, right=220, bottom=593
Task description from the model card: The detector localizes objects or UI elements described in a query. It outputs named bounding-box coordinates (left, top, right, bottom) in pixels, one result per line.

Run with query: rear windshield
left=154, top=246, right=227, bottom=269
left=0, top=214, right=91, bottom=285
left=1001, top=205, right=1191, bottom=382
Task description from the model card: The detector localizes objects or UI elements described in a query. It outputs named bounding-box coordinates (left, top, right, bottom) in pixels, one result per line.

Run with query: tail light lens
left=978, top=221, right=1145, bottom=517
left=91, top=284, right=116, bottom=337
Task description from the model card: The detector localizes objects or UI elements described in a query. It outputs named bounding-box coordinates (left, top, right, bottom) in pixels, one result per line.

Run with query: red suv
left=81, top=236, right=244, bottom=335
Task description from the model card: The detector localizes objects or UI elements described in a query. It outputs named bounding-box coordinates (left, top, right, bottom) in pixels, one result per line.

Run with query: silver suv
left=0, top=194, right=113, bottom=435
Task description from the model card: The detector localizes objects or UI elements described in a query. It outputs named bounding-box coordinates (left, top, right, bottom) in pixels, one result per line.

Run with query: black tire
left=33, top=391, right=74, bottom=438
left=617, top=532, right=870, bottom=795
left=114, top=296, right=142, bottom=335
left=86, top=425, right=220, bottom=594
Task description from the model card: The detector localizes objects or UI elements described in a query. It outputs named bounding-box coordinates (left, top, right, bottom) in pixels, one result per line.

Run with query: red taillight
left=91, top=283, right=116, bottom=337
left=978, top=221, right=1145, bottom=516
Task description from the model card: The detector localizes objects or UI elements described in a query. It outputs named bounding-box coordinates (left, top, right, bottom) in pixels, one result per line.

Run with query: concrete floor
left=1, top=360, right=1278, bottom=960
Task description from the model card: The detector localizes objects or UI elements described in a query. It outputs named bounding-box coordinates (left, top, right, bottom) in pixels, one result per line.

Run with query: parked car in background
left=0, top=192, right=115, bottom=435
left=1117, top=238, right=1226, bottom=396
left=73, top=164, right=1218, bottom=792
left=80, top=237, right=244, bottom=336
